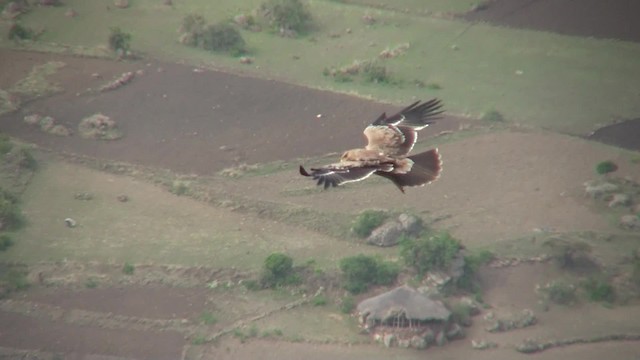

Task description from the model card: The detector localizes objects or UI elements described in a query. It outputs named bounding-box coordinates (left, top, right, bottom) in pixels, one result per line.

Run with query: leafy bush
left=17, top=147, right=36, bottom=170
left=543, top=238, right=594, bottom=270
left=200, top=311, right=218, bottom=325
left=456, top=249, right=494, bottom=292
left=259, top=0, right=312, bottom=34
left=540, top=280, right=577, bottom=305
left=450, top=302, right=473, bottom=326
left=581, top=276, right=615, bottom=303
left=480, top=109, right=504, bottom=122
left=361, top=61, right=390, bottom=83
left=260, top=252, right=300, bottom=288
left=0, top=268, right=29, bottom=294
left=339, top=254, right=398, bottom=294
left=311, top=294, right=327, bottom=306
left=0, top=188, right=25, bottom=231
left=8, top=23, right=33, bottom=41
left=122, top=262, right=134, bottom=275
left=0, top=234, right=14, bottom=252
left=400, top=231, right=461, bottom=275
left=108, top=27, right=132, bottom=54
left=351, top=210, right=387, bottom=238
left=595, top=160, right=618, bottom=175
left=339, top=295, right=355, bottom=314
left=201, top=23, right=246, bottom=55
left=0, top=134, right=12, bottom=155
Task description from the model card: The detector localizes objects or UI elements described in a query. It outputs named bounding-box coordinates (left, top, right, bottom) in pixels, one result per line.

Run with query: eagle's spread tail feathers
left=376, top=149, right=442, bottom=193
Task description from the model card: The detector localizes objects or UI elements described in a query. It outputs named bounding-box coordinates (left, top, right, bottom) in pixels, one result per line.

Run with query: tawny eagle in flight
left=299, top=98, right=444, bottom=193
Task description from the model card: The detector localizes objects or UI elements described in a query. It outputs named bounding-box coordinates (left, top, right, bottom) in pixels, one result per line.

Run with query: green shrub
left=581, top=277, right=615, bottom=303
left=8, top=23, right=33, bottom=41
left=122, top=262, right=134, bottom=275
left=450, top=302, right=473, bottom=326
left=480, top=109, right=504, bottom=122
left=259, top=0, right=312, bottom=34
left=543, top=238, right=594, bottom=270
left=201, top=23, right=246, bottom=55
left=85, top=277, right=98, bottom=288
left=200, top=311, right=218, bottom=325
left=0, top=268, right=29, bottom=293
left=339, top=295, right=355, bottom=314
left=361, top=61, right=389, bottom=83
left=595, top=160, right=618, bottom=175
left=17, top=147, right=36, bottom=170
left=400, top=231, right=461, bottom=275
left=191, top=335, right=207, bottom=345
left=108, top=27, right=132, bottom=54
left=0, top=134, right=12, bottom=155
left=0, top=234, right=14, bottom=251
left=0, top=188, right=25, bottom=231
left=260, top=252, right=300, bottom=288
left=456, top=249, right=494, bottom=292
left=631, top=254, right=640, bottom=287
left=339, top=254, right=398, bottom=294
left=311, top=294, right=327, bottom=306
left=351, top=210, right=387, bottom=238
left=541, top=280, right=577, bottom=305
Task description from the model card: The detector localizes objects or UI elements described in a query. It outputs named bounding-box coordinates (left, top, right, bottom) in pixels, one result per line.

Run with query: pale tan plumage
left=300, top=99, right=444, bottom=193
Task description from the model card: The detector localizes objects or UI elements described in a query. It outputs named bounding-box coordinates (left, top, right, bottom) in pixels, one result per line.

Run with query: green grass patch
left=122, top=262, right=135, bottom=275
left=200, top=311, right=218, bottom=325
left=351, top=209, right=388, bottom=238
left=9, top=61, right=64, bottom=100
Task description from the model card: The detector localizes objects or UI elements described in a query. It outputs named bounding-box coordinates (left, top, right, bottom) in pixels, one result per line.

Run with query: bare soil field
left=1, top=2, right=640, bottom=360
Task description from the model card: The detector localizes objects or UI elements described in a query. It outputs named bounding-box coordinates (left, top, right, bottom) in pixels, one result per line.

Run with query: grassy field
left=2, top=0, right=639, bottom=135
left=0, top=158, right=389, bottom=269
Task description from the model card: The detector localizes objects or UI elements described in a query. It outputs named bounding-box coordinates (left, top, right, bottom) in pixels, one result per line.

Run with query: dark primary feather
left=299, top=165, right=378, bottom=189
left=372, top=98, right=444, bottom=128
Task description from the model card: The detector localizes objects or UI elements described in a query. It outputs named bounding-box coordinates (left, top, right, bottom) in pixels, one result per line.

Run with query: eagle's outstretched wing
left=365, top=98, right=444, bottom=157
left=299, top=164, right=388, bottom=189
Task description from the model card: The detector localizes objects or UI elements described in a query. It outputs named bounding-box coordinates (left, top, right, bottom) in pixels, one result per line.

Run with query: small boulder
left=435, top=331, right=448, bottom=346
left=471, top=339, right=497, bottom=350
left=383, top=333, right=396, bottom=348
left=366, top=220, right=404, bottom=247
left=620, top=215, right=640, bottom=230
left=584, top=181, right=618, bottom=199
left=410, top=335, right=429, bottom=349
left=608, top=193, right=632, bottom=208
left=446, top=323, right=465, bottom=340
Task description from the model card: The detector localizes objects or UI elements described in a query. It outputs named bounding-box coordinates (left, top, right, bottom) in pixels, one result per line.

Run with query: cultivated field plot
left=0, top=1, right=640, bottom=360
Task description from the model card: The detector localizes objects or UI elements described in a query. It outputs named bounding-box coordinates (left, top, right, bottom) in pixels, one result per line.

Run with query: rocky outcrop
left=366, top=213, right=422, bottom=247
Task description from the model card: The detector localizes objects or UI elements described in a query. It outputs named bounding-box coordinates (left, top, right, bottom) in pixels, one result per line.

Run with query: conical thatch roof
left=357, top=286, right=450, bottom=323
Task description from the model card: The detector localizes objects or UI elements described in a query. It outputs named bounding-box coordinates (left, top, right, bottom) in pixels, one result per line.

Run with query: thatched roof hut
left=357, top=286, right=450, bottom=328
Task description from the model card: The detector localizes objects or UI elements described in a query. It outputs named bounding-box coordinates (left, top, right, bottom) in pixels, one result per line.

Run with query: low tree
left=400, top=231, right=461, bottom=275
left=260, top=252, right=299, bottom=288
left=339, top=254, right=398, bottom=294
left=108, top=27, right=132, bottom=55
left=258, top=0, right=312, bottom=35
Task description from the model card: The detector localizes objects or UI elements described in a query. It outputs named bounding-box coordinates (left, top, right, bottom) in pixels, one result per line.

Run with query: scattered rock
left=78, top=113, right=122, bottom=140
left=459, top=296, right=482, bottom=316
left=435, top=331, right=448, bottom=346
left=65, top=8, right=78, bottom=17
left=446, top=323, right=465, bottom=340
left=379, top=43, right=410, bottom=59
left=64, top=218, right=77, bottom=228
left=485, top=309, right=537, bottom=333
left=397, top=338, right=411, bottom=348
left=23, top=114, right=73, bottom=136
left=383, top=333, right=396, bottom=348
left=471, top=339, right=498, bottom=350
left=366, top=213, right=423, bottom=247
left=410, top=335, right=429, bottom=349
left=114, top=0, right=129, bottom=9
left=608, top=193, right=632, bottom=208
left=620, top=215, right=640, bottom=230
left=100, top=72, right=135, bottom=92
left=117, top=194, right=129, bottom=202
left=239, top=56, right=253, bottom=64
left=362, top=14, right=376, bottom=25
left=74, top=192, right=94, bottom=201
left=584, top=181, right=618, bottom=199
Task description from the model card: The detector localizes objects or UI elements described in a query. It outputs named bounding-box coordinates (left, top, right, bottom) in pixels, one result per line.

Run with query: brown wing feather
left=375, top=148, right=442, bottom=193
